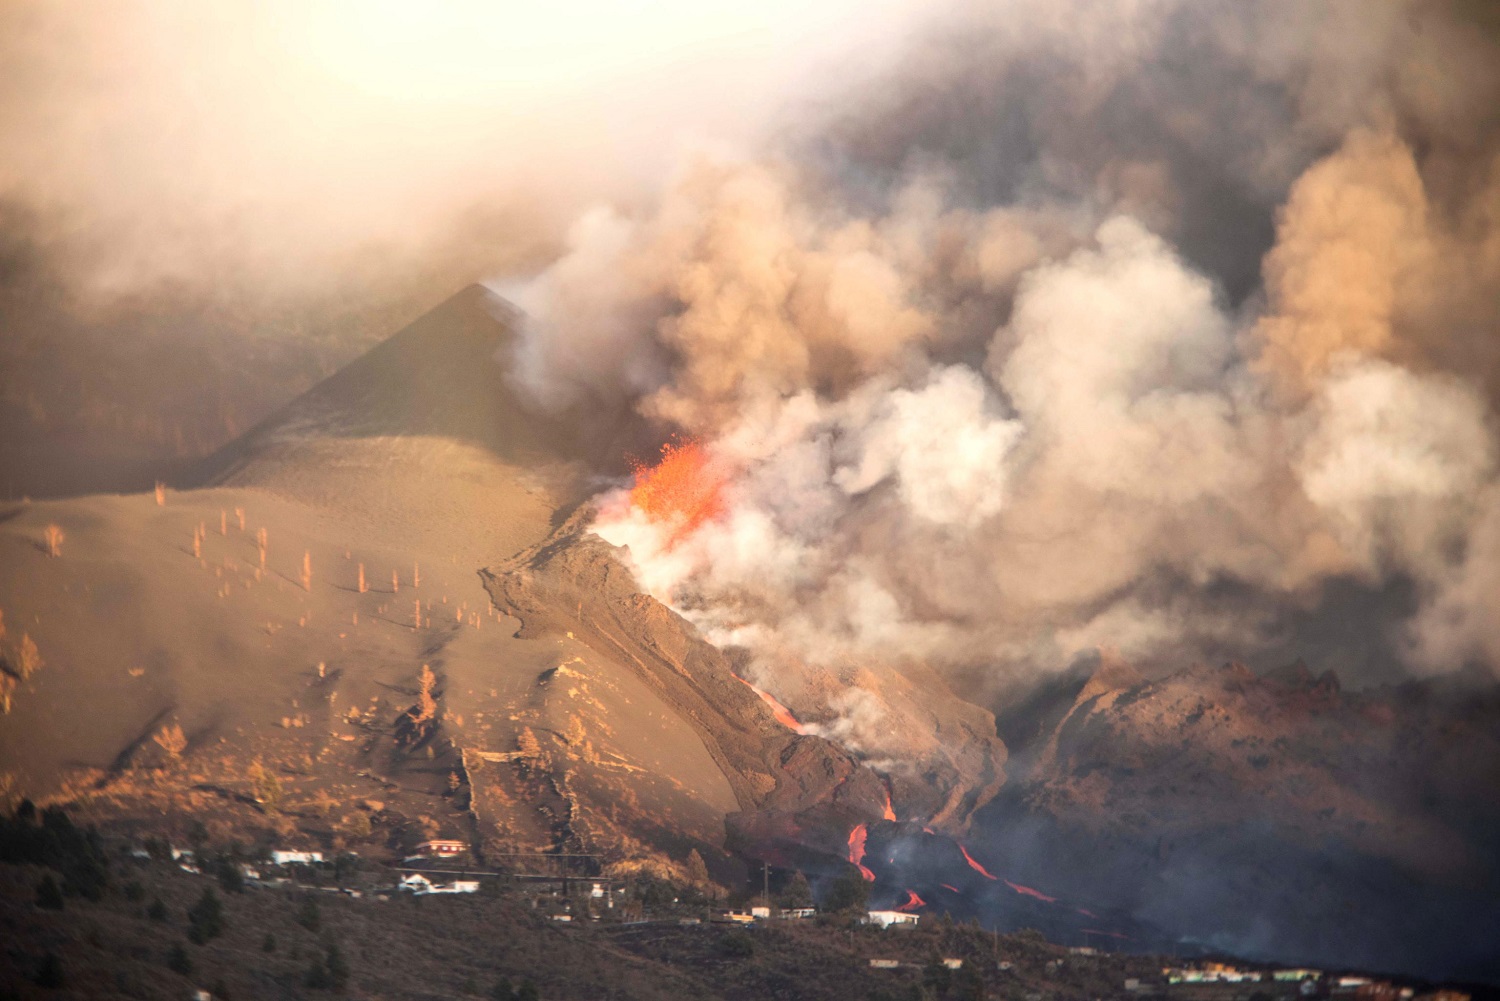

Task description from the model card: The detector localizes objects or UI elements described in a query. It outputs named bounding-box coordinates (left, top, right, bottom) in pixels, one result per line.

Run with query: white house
left=271, top=850, right=324, bottom=866
left=942, top=959, right=964, bottom=970
left=865, top=910, right=920, bottom=929
left=397, top=873, right=478, bottom=895
left=870, top=959, right=901, bottom=970
left=750, top=906, right=771, bottom=919
left=399, top=873, right=435, bottom=893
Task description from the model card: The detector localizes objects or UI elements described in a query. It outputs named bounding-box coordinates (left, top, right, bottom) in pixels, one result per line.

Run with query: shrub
left=262, top=933, right=277, bottom=953
left=720, top=931, right=754, bottom=958
left=167, top=942, right=193, bottom=976
left=122, top=880, right=145, bottom=902
left=154, top=724, right=187, bottom=760
left=187, top=888, right=225, bottom=944
left=35, top=874, right=64, bottom=910
left=34, top=951, right=64, bottom=989
left=304, top=943, right=350, bottom=991
left=147, top=898, right=168, bottom=922
left=297, top=897, right=321, bottom=931
left=17, top=634, right=42, bottom=679
left=215, top=856, right=245, bottom=894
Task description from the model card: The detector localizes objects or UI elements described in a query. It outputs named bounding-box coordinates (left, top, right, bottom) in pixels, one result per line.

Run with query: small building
left=870, top=959, right=901, bottom=970
left=1275, top=971, right=1325, bottom=983
left=865, top=910, right=920, bottom=929
left=720, top=910, right=756, bottom=924
left=780, top=907, right=817, bottom=920
left=750, top=906, right=771, bottom=919
left=449, top=880, right=480, bottom=894
left=1070, top=946, right=1097, bottom=956
left=271, top=850, right=324, bottom=866
left=414, top=839, right=467, bottom=858
left=550, top=913, right=573, bottom=922
left=942, top=958, right=964, bottom=970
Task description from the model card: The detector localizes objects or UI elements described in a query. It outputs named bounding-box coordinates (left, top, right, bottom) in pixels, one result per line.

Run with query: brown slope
left=0, top=286, right=715, bottom=870
left=478, top=509, right=897, bottom=870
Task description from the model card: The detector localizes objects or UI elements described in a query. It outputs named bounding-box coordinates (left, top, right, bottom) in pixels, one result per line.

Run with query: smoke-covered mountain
left=3, top=290, right=1499, bottom=983
left=976, top=655, right=1500, bottom=981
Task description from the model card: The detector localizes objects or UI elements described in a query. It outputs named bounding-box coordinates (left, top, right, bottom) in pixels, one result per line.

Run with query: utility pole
left=762, top=861, right=770, bottom=908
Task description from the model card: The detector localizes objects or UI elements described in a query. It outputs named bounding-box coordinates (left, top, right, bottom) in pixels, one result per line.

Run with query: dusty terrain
left=0, top=286, right=907, bottom=887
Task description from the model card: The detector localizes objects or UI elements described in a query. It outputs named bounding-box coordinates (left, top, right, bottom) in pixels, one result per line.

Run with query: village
left=133, top=833, right=1476, bottom=1001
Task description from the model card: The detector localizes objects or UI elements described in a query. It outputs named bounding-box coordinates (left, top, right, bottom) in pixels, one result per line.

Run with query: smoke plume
left=508, top=0, right=1500, bottom=718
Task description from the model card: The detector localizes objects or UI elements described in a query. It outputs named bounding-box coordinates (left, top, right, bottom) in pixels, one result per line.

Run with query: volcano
left=0, top=286, right=975, bottom=885
left=3, top=287, right=1499, bottom=982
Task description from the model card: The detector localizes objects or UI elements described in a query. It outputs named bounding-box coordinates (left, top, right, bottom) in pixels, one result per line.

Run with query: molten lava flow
left=958, top=844, right=997, bottom=880
left=733, top=675, right=803, bottom=732
left=896, top=889, right=925, bottom=912
left=881, top=786, right=897, bottom=822
left=1004, top=880, right=1057, bottom=903
left=628, top=439, right=727, bottom=545
left=1077, top=907, right=1098, bottom=919
left=847, top=824, right=876, bottom=881
left=941, top=884, right=960, bottom=894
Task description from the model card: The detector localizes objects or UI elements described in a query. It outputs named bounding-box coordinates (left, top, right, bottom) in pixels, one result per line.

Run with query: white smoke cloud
left=511, top=0, right=1500, bottom=740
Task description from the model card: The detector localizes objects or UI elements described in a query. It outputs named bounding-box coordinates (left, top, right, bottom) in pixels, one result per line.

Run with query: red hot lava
left=1005, top=880, right=1057, bottom=903
left=896, top=890, right=925, bottom=912
left=881, top=788, right=897, bottom=822
left=733, top=675, right=803, bottom=732
left=847, top=824, right=876, bottom=882
left=958, top=844, right=998, bottom=880
left=628, top=439, right=727, bottom=545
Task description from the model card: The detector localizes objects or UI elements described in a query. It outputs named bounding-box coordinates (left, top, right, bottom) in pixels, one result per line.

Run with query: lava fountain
left=627, top=439, right=727, bottom=546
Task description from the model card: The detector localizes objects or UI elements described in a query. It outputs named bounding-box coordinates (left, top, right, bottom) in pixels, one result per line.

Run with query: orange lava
left=896, top=889, right=925, bottom=912
left=958, top=844, right=997, bottom=880
left=629, top=440, right=726, bottom=544
left=881, top=788, right=897, bottom=822
left=941, top=884, right=960, bottom=894
left=1005, top=879, right=1057, bottom=903
left=733, top=675, right=803, bottom=732
left=847, top=824, right=876, bottom=882
left=1077, top=908, right=1098, bottom=918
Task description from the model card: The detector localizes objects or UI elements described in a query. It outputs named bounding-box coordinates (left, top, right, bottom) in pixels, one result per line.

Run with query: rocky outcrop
left=974, top=656, right=1500, bottom=982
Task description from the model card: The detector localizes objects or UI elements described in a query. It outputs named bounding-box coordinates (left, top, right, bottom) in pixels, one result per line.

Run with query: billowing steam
left=507, top=0, right=1500, bottom=734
